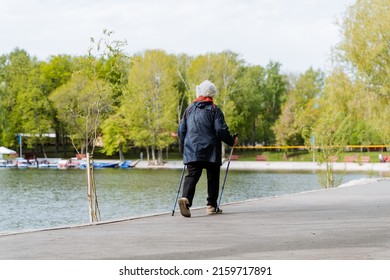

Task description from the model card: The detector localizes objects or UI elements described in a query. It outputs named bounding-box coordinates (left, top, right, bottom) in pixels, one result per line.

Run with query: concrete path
left=1, top=178, right=390, bottom=260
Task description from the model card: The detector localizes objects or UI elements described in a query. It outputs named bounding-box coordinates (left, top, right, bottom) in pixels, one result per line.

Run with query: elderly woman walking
left=177, top=80, right=238, bottom=218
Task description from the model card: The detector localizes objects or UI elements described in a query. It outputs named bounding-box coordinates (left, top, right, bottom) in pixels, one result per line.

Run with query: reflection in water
left=0, top=168, right=377, bottom=233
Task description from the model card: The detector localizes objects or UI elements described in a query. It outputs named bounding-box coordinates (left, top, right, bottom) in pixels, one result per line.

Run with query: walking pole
left=217, top=134, right=238, bottom=212
left=172, top=164, right=186, bottom=216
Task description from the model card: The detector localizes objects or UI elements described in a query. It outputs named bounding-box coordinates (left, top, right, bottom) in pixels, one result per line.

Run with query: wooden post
left=86, top=152, right=93, bottom=223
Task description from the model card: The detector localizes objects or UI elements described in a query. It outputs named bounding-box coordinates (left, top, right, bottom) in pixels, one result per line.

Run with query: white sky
left=1, top=0, right=354, bottom=73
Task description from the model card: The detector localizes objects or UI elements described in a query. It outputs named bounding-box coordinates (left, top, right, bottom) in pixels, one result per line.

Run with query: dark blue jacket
left=178, top=101, right=235, bottom=165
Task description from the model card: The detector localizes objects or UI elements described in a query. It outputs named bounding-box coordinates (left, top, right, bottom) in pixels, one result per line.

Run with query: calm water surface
left=0, top=168, right=380, bottom=234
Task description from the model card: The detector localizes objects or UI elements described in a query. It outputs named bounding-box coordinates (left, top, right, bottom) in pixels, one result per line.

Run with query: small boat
left=27, top=160, right=39, bottom=168
left=119, top=160, right=133, bottom=168
left=33, top=159, right=50, bottom=168
left=79, top=161, right=119, bottom=169
left=57, top=159, right=70, bottom=169
left=38, top=162, right=49, bottom=168
left=5, top=162, right=16, bottom=168
left=14, top=158, right=28, bottom=169
left=68, top=157, right=82, bottom=168
left=48, top=160, right=59, bottom=168
left=95, top=161, right=119, bottom=168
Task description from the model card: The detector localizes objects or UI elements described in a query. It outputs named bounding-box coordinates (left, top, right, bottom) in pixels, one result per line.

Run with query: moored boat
left=80, top=161, right=120, bottom=169
left=68, top=157, right=82, bottom=168
left=27, top=160, right=38, bottom=168
left=119, top=160, right=133, bottom=168
left=57, top=159, right=70, bottom=169
left=14, top=158, right=28, bottom=169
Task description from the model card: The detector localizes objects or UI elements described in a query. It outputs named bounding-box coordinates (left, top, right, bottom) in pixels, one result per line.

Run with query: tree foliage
left=1, top=0, right=388, bottom=168
left=118, top=49, right=179, bottom=164
left=230, top=65, right=265, bottom=144
left=338, top=0, right=390, bottom=96
left=50, top=74, right=113, bottom=153
left=274, top=68, right=324, bottom=145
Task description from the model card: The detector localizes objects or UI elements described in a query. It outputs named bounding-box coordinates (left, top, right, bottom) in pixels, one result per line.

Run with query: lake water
left=0, top=167, right=380, bottom=234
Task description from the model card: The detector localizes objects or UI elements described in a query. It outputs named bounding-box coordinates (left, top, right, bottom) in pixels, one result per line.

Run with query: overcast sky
left=1, top=0, right=354, bottom=73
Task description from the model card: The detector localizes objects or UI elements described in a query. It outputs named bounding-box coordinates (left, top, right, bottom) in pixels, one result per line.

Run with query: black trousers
left=182, top=161, right=220, bottom=208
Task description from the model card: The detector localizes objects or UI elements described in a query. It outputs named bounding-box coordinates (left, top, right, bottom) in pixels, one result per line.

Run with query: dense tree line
left=0, top=0, right=388, bottom=165
left=0, top=40, right=289, bottom=163
left=275, top=0, right=389, bottom=149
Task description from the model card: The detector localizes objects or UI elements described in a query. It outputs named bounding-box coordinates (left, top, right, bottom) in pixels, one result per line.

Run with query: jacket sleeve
left=177, top=111, right=187, bottom=146
left=214, top=107, right=235, bottom=147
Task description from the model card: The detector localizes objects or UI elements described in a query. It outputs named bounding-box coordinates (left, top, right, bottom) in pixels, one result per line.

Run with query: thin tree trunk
left=146, top=146, right=150, bottom=162
left=151, top=145, right=156, bottom=165
left=119, top=149, right=124, bottom=161
left=158, top=147, right=163, bottom=165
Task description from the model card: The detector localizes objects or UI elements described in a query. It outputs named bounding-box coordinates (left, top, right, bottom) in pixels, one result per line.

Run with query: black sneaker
left=178, top=198, right=191, bottom=217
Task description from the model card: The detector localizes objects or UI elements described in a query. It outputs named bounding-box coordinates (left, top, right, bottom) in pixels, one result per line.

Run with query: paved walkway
left=1, top=178, right=390, bottom=260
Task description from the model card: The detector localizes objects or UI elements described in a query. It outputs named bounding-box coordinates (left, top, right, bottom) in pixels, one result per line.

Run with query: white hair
left=195, top=80, right=218, bottom=98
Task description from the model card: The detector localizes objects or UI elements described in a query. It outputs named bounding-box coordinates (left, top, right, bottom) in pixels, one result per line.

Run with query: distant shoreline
left=133, top=160, right=390, bottom=174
